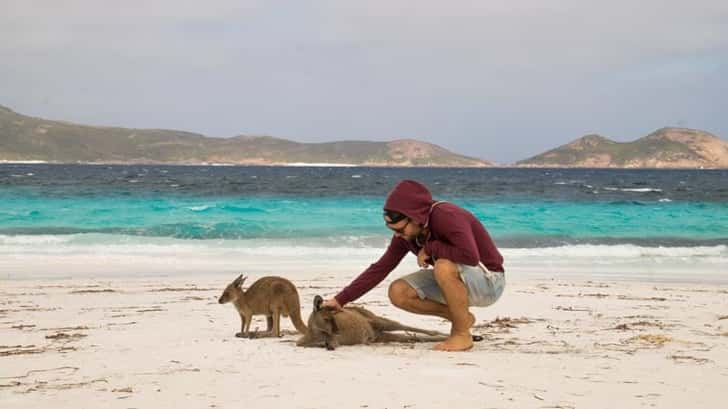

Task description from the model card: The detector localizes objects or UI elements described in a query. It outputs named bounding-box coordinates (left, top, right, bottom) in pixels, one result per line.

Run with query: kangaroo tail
left=376, top=332, right=448, bottom=343
left=288, top=290, right=308, bottom=334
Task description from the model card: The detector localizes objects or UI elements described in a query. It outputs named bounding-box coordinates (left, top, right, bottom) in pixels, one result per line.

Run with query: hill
left=0, top=105, right=491, bottom=167
left=517, top=128, right=728, bottom=168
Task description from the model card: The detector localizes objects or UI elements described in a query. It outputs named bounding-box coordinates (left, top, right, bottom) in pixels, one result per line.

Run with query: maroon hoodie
left=335, top=180, right=504, bottom=306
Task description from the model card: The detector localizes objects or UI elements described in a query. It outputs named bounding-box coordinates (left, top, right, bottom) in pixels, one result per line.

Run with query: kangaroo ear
left=314, top=295, right=323, bottom=311
left=233, top=274, right=246, bottom=287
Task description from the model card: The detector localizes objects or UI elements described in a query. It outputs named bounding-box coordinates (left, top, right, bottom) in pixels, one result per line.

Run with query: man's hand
left=417, top=247, right=431, bottom=268
left=321, top=298, right=342, bottom=310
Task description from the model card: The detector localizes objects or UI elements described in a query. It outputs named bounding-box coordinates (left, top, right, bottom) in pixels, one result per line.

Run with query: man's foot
left=433, top=332, right=474, bottom=351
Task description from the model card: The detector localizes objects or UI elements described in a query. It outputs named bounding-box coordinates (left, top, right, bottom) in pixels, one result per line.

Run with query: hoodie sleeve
left=334, top=236, right=409, bottom=306
left=424, top=211, right=480, bottom=266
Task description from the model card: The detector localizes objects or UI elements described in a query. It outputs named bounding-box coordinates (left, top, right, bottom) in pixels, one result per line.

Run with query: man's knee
left=388, top=279, right=417, bottom=306
left=433, top=259, right=459, bottom=282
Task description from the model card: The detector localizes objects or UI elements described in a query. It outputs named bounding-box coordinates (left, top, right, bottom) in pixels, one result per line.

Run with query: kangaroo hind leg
left=272, top=310, right=281, bottom=337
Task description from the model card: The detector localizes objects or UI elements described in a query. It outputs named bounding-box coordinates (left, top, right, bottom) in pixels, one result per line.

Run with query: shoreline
left=2, top=247, right=727, bottom=284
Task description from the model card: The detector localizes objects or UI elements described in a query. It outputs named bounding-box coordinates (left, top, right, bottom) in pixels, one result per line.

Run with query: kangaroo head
left=309, top=295, right=339, bottom=335
left=218, top=274, right=247, bottom=304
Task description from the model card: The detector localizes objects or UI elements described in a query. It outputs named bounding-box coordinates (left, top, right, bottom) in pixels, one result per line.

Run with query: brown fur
left=296, top=295, right=447, bottom=350
left=218, top=274, right=307, bottom=338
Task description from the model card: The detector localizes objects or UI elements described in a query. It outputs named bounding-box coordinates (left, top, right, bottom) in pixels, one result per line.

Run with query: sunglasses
left=386, top=218, right=410, bottom=234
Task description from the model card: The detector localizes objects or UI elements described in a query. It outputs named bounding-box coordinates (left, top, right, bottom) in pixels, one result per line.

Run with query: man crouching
left=321, top=179, right=506, bottom=351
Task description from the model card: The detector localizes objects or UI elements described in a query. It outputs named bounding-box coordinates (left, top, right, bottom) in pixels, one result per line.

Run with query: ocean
left=1, top=164, right=727, bottom=280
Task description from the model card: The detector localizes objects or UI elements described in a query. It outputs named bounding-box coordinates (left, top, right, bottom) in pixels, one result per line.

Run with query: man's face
left=386, top=217, right=420, bottom=240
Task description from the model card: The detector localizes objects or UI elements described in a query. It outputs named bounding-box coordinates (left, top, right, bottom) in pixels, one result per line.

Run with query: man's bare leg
left=388, top=278, right=476, bottom=342
left=430, top=259, right=474, bottom=351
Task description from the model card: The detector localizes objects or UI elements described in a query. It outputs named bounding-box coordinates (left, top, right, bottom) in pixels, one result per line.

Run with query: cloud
left=1, top=1, right=726, bottom=162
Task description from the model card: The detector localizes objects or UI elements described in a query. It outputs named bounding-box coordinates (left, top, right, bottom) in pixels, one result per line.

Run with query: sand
left=1, top=270, right=727, bottom=408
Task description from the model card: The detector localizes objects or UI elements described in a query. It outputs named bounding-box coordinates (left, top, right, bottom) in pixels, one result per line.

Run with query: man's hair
left=383, top=209, right=407, bottom=224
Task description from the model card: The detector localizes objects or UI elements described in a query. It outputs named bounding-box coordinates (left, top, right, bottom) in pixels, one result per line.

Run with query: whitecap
left=658, top=198, right=672, bottom=202
left=187, top=205, right=213, bottom=212
left=505, top=244, right=728, bottom=259
left=0, top=234, right=74, bottom=245
left=624, top=188, right=662, bottom=193
left=604, top=187, right=662, bottom=193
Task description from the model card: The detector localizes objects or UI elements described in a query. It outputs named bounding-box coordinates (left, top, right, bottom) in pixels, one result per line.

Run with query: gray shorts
left=400, top=263, right=505, bottom=307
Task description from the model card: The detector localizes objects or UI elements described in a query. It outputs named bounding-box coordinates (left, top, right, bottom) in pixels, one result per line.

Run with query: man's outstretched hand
left=321, top=298, right=342, bottom=310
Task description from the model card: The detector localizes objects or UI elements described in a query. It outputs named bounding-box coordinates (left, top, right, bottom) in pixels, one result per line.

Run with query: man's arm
left=424, top=211, right=480, bottom=266
left=332, top=237, right=409, bottom=306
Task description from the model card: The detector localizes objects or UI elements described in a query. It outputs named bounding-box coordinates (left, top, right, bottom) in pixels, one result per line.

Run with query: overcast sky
left=2, top=1, right=726, bottom=163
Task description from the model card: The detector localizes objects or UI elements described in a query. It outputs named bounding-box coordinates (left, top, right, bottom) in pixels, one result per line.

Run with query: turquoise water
left=1, top=165, right=727, bottom=247
left=3, top=165, right=727, bottom=279
left=1, top=194, right=726, bottom=246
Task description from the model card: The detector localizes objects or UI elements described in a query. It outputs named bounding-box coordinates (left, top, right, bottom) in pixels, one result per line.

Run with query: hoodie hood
left=383, top=180, right=435, bottom=225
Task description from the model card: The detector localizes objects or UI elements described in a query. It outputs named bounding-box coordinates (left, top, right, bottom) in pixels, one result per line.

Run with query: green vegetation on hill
left=0, top=106, right=490, bottom=166
left=517, top=128, right=727, bottom=168
left=4, top=104, right=724, bottom=168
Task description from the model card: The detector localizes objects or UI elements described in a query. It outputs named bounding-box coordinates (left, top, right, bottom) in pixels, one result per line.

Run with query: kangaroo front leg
left=243, top=313, right=253, bottom=336
left=266, top=316, right=273, bottom=332
left=236, top=314, right=248, bottom=338
left=323, top=334, right=339, bottom=350
left=248, top=311, right=279, bottom=338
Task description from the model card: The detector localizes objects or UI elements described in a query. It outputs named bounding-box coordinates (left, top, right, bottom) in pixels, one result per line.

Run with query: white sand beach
left=2, top=260, right=727, bottom=409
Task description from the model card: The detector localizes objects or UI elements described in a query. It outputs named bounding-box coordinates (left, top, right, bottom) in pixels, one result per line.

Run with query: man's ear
left=314, top=295, right=323, bottom=311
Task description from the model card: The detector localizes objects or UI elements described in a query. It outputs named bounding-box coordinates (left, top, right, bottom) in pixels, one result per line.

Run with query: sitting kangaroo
left=218, top=274, right=307, bottom=338
left=296, top=295, right=448, bottom=350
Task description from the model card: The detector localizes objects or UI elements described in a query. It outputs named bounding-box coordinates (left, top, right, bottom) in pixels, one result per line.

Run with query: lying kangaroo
left=296, top=295, right=447, bottom=350
left=218, top=274, right=307, bottom=338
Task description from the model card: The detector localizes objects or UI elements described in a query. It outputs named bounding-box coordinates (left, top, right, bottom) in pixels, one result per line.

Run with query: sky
left=2, top=0, right=727, bottom=163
